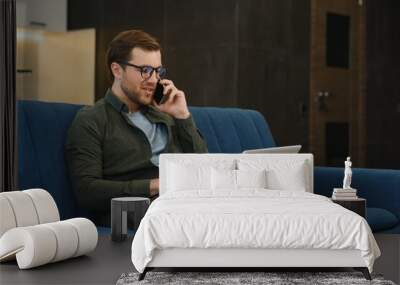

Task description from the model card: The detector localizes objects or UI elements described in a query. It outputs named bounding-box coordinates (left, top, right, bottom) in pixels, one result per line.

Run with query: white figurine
left=343, top=157, right=352, bottom=189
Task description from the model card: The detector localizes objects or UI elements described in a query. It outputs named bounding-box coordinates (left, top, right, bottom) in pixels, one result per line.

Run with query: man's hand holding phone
left=153, top=79, right=190, bottom=119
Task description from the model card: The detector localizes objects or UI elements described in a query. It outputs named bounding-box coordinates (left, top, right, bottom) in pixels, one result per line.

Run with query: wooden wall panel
left=68, top=0, right=310, bottom=151
left=238, top=0, right=310, bottom=149
left=365, top=0, right=400, bottom=169
left=163, top=0, right=238, bottom=107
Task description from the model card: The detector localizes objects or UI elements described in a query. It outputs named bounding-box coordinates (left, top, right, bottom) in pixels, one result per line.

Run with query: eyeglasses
left=117, top=61, right=167, bottom=80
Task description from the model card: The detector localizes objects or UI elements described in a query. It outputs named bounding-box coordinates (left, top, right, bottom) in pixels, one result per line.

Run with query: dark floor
left=0, top=235, right=134, bottom=285
left=0, top=234, right=398, bottom=285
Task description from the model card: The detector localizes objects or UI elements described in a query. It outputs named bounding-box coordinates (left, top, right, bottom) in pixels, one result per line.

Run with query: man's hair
left=106, top=29, right=161, bottom=82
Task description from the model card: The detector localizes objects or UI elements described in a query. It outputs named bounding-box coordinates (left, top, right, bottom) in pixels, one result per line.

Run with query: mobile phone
left=153, top=82, right=165, bottom=104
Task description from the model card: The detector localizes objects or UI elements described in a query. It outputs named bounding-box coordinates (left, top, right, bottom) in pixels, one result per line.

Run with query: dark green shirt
left=65, top=89, right=208, bottom=224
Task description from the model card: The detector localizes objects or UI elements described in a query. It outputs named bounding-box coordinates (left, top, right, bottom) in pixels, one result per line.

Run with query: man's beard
left=120, top=82, right=150, bottom=107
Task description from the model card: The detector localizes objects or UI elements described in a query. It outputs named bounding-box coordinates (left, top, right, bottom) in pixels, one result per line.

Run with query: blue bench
left=18, top=100, right=400, bottom=233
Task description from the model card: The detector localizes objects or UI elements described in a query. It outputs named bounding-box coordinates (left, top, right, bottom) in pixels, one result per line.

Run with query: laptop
left=243, top=145, right=302, bottom=154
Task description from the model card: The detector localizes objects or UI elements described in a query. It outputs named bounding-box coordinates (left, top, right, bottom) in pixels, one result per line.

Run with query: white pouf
left=0, top=189, right=98, bottom=269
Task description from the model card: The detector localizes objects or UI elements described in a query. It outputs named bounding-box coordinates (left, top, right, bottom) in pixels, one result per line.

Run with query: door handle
left=317, top=91, right=330, bottom=98
left=316, top=91, right=331, bottom=111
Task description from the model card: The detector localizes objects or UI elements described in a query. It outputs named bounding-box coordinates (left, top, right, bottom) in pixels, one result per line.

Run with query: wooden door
left=310, top=0, right=366, bottom=166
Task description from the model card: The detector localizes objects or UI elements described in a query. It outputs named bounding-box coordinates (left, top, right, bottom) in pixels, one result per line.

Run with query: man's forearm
left=175, top=115, right=208, bottom=153
left=73, top=177, right=151, bottom=212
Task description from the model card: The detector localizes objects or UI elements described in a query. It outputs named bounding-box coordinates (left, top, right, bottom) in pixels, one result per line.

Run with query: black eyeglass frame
left=117, top=61, right=167, bottom=80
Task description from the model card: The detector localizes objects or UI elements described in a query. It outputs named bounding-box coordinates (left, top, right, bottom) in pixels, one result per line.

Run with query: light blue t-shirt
left=126, top=111, right=168, bottom=166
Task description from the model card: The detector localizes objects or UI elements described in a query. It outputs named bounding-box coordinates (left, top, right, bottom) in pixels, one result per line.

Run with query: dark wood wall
left=365, top=0, right=400, bottom=169
left=68, top=0, right=311, bottom=150
left=237, top=0, right=310, bottom=149
left=67, top=0, right=400, bottom=168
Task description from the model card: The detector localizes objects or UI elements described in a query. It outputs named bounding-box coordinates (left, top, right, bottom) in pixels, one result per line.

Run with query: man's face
left=119, top=47, right=162, bottom=107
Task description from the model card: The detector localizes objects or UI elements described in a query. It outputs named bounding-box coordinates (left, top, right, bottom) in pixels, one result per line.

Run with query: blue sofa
left=17, top=100, right=400, bottom=233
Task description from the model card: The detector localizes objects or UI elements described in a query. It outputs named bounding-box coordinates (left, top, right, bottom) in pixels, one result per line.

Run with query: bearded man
left=66, top=30, right=207, bottom=226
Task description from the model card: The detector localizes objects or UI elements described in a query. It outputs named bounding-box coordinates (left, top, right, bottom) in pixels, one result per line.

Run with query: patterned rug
left=116, top=271, right=396, bottom=285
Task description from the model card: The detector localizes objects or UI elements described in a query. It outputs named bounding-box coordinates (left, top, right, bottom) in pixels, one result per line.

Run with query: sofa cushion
left=314, top=166, right=400, bottom=230
left=377, top=224, right=400, bottom=234
left=366, top=207, right=399, bottom=232
left=18, top=101, right=83, bottom=219
left=189, top=107, right=276, bottom=153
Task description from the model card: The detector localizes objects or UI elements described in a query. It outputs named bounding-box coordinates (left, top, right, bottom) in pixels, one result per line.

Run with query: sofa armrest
left=314, top=166, right=400, bottom=220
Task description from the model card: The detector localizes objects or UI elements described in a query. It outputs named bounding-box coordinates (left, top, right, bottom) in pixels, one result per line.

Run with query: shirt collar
left=104, top=88, right=130, bottom=113
left=104, top=88, right=174, bottom=125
